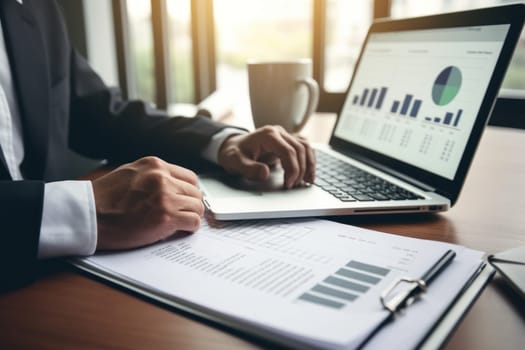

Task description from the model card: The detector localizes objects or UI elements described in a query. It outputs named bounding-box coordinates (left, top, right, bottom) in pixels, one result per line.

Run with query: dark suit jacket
left=0, top=0, right=227, bottom=291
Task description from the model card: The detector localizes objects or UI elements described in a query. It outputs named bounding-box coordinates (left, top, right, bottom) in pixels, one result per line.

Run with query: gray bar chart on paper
left=298, top=260, right=391, bottom=309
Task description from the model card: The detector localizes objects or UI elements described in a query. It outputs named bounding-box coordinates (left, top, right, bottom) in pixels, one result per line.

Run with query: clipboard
left=355, top=251, right=493, bottom=349
left=71, top=218, right=491, bottom=350
left=418, top=263, right=494, bottom=349
left=72, top=254, right=492, bottom=350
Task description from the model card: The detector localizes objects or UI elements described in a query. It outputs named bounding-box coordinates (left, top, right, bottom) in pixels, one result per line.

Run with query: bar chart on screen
left=335, top=34, right=504, bottom=179
left=347, top=65, right=465, bottom=130
left=349, top=85, right=464, bottom=129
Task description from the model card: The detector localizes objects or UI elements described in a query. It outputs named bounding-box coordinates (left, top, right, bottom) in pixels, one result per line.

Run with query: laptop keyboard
left=314, top=150, right=425, bottom=202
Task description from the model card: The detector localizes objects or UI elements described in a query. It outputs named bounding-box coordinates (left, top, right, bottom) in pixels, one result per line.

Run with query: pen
left=420, top=249, right=456, bottom=285
left=380, top=249, right=456, bottom=313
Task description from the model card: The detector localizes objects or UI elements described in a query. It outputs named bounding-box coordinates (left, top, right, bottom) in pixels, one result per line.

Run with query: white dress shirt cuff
left=200, top=127, right=246, bottom=164
left=38, top=181, right=97, bottom=258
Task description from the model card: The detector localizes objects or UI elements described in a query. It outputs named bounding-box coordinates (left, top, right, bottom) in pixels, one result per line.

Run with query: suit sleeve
left=68, top=51, right=229, bottom=170
left=0, top=181, right=44, bottom=291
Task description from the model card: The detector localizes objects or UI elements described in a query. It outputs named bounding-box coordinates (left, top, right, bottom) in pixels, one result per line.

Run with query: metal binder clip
left=380, top=250, right=456, bottom=314
left=380, top=277, right=427, bottom=314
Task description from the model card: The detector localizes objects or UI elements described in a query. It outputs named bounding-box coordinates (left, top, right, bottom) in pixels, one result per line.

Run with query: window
left=213, top=0, right=313, bottom=95
left=323, top=0, right=373, bottom=92
left=118, top=0, right=372, bottom=109
left=126, top=0, right=155, bottom=102
left=166, top=0, right=195, bottom=103
left=122, top=0, right=195, bottom=106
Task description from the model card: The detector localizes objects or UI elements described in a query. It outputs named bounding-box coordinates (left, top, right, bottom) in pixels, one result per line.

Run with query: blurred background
left=59, top=0, right=525, bottom=127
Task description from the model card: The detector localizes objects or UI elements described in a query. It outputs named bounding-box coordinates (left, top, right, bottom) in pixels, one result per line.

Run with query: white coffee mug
left=247, top=59, right=319, bottom=133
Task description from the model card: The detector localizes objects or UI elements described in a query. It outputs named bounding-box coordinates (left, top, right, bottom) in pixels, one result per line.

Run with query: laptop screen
left=333, top=24, right=510, bottom=180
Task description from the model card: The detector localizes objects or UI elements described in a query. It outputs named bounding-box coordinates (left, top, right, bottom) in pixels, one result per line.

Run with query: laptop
left=199, top=4, right=525, bottom=220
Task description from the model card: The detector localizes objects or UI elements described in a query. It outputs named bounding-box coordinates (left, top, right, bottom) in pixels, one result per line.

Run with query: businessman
left=0, top=0, right=315, bottom=291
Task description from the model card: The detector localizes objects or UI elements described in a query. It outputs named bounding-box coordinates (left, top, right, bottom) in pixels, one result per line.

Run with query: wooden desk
left=1, top=115, right=524, bottom=349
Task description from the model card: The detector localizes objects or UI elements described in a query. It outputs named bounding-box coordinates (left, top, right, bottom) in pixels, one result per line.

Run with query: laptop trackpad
left=199, top=169, right=289, bottom=198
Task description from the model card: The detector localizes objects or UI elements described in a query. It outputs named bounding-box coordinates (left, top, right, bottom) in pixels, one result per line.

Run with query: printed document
left=77, top=218, right=484, bottom=349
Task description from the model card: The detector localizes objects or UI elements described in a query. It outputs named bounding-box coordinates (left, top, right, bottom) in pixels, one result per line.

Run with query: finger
left=148, top=190, right=203, bottom=214
left=176, top=195, right=205, bottom=217
left=172, top=177, right=203, bottom=199
left=166, top=163, right=199, bottom=186
left=280, top=131, right=307, bottom=186
left=260, top=130, right=300, bottom=188
left=299, top=137, right=316, bottom=184
left=148, top=194, right=204, bottom=233
left=134, top=156, right=199, bottom=186
left=138, top=170, right=202, bottom=200
left=170, top=211, right=202, bottom=232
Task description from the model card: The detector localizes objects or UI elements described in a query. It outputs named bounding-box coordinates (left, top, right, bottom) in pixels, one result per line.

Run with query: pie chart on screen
left=432, top=66, right=462, bottom=106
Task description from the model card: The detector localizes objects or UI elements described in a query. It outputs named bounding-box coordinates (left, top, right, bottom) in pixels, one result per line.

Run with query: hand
left=217, top=125, right=316, bottom=189
left=92, top=157, right=204, bottom=250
